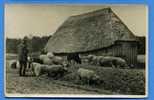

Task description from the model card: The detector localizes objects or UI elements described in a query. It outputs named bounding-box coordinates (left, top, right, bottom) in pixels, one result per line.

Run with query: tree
left=6, top=35, right=52, bottom=54
left=136, top=36, right=145, bottom=54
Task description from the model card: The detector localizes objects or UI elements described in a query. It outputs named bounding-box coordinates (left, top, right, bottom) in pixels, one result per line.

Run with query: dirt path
left=5, top=68, right=98, bottom=95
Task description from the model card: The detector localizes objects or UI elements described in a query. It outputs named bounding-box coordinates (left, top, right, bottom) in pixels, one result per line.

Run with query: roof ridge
left=69, top=7, right=112, bottom=19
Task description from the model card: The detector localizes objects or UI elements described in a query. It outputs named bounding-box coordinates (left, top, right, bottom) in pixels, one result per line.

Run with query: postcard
left=4, top=4, right=148, bottom=98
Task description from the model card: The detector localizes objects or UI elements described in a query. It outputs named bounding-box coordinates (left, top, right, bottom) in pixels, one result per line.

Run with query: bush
left=61, top=65, right=145, bottom=95
left=100, top=68, right=145, bottom=95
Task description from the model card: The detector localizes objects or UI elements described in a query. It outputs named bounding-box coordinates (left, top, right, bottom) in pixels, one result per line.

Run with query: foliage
left=6, top=38, right=21, bottom=53
left=6, top=36, right=51, bottom=54
left=136, top=36, right=146, bottom=54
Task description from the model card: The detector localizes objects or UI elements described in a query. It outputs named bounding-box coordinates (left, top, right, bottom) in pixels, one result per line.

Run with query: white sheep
left=47, top=52, right=54, bottom=59
left=77, top=68, right=100, bottom=85
left=31, top=62, right=68, bottom=77
left=39, top=55, right=53, bottom=65
left=112, top=57, right=128, bottom=68
left=31, top=62, right=46, bottom=76
left=99, top=56, right=128, bottom=68
left=51, top=56, right=64, bottom=65
left=87, top=55, right=101, bottom=65
left=39, top=54, right=65, bottom=66
left=39, top=54, right=47, bottom=61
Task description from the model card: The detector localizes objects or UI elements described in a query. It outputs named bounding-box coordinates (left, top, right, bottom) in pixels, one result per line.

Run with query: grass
left=61, top=64, right=145, bottom=95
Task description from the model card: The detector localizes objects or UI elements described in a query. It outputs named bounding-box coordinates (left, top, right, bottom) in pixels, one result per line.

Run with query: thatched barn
left=45, top=8, right=138, bottom=65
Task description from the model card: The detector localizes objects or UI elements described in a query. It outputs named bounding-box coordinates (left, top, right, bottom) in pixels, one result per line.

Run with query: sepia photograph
left=4, top=4, right=148, bottom=98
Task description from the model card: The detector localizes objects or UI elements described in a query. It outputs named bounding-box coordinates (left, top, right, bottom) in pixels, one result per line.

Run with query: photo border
left=1, top=0, right=153, bottom=100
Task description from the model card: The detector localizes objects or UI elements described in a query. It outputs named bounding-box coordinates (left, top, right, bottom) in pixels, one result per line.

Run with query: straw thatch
left=45, top=8, right=136, bottom=54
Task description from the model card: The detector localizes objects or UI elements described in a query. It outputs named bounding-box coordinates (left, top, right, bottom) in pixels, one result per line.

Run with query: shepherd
left=17, top=37, right=29, bottom=76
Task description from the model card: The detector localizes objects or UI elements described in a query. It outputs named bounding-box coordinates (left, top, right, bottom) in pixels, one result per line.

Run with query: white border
left=4, top=4, right=148, bottom=98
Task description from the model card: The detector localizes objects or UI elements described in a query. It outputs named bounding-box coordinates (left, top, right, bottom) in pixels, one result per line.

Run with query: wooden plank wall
left=57, top=41, right=138, bottom=66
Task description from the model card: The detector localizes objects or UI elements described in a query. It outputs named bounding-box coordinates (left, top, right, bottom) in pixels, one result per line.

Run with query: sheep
left=86, top=55, right=95, bottom=64
left=87, top=55, right=103, bottom=65
left=67, top=53, right=82, bottom=64
left=9, top=60, right=17, bottom=69
left=99, top=56, right=128, bottom=68
left=137, top=55, right=145, bottom=64
left=112, top=57, right=129, bottom=68
left=47, top=52, right=54, bottom=59
left=98, top=56, right=115, bottom=67
left=31, top=62, right=68, bottom=78
left=77, top=68, right=100, bottom=85
left=51, top=56, right=64, bottom=65
left=80, top=56, right=89, bottom=64
left=45, top=64, right=68, bottom=79
left=87, top=55, right=129, bottom=68
left=31, top=57, right=43, bottom=64
left=9, top=60, right=20, bottom=69
left=31, top=62, right=46, bottom=76
left=39, top=54, right=47, bottom=61
left=39, top=54, right=67, bottom=66
left=39, top=55, right=53, bottom=65
left=137, top=55, right=145, bottom=68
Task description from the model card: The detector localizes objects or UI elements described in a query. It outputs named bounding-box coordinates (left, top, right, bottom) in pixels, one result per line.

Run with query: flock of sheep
left=9, top=53, right=129, bottom=85
left=85, top=55, right=129, bottom=68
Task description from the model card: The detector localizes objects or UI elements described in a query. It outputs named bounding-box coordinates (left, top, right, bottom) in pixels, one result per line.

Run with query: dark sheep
left=32, top=57, right=43, bottom=64
left=67, top=53, right=82, bottom=64
left=46, top=65, right=68, bottom=79
left=9, top=60, right=17, bottom=69
left=27, top=56, right=43, bottom=69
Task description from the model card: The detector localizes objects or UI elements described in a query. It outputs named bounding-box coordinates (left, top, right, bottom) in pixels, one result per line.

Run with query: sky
left=5, top=4, right=148, bottom=39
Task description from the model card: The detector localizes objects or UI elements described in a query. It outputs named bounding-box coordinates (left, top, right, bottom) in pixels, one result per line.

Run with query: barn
left=45, top=8, right=138, bottom=66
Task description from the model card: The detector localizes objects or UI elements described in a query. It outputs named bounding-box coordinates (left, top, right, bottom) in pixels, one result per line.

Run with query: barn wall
left=80, top=41, right=138, bottom=65
left=55, top=41, right=138, bottom=66
left=115, top=41, right=138, bottom=65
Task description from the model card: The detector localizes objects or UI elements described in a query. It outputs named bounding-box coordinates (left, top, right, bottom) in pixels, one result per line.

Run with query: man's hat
left=23, top=36, right=28, bottom=44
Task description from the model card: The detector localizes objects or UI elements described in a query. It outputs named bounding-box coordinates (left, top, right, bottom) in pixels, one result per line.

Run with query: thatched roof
left=45, top=8, right=136, bottom=54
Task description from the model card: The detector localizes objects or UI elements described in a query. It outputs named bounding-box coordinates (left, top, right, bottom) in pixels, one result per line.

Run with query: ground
left=5, top=53, right=110, bottom=95
left=5, top=53, right=145, bottom=96
left=6, top=69, right=98, bottom=94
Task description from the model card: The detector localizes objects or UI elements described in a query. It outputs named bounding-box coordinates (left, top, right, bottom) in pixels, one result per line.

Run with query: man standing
left=18, top=37, right=29, bottom=76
